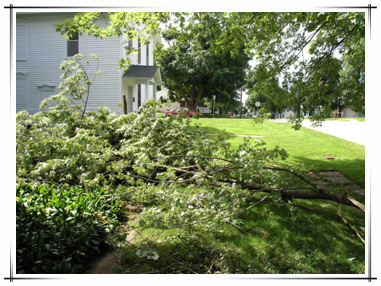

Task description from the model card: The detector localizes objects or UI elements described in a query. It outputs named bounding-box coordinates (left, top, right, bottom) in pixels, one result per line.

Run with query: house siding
left=80, top=33, right=122, bottom=113
left=16, top=12, right=123, bottom=115
left=16, top=12, right=161, bottom=116
left=16, top=13, right=74, bottom=114
left=16, top=73, right=28, bottom=112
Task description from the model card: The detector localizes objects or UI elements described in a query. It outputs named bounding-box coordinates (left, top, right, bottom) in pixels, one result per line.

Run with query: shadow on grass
left=291, top=155, right=365, bottom=188
left=213, top=196, right=365, bottom=274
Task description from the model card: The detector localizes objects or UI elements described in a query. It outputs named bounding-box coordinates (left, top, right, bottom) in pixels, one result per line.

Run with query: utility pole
left=213, top=95, right=216, bottom=118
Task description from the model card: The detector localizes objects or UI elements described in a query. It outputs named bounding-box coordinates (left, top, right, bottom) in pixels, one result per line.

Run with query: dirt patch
left=84, top=204, right=141, bottom=274
left=84, top=248, right=120, bottom=274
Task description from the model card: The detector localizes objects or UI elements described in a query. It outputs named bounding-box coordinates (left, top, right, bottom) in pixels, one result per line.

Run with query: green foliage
left=53, top=12, right=365, bottom=122
left=16, top=107, right=134, bottom=189
left=226, top=12, right=365, bottom=122
left=245, top=63, right=286, bottom=113
left=155, top=13, right=250, bottom=111
left=54, top=12, right=250, bottom=111
left=16, top=183, right=123, bottom=273
left=40, top=54, right=103, bottom=118
left=339, top=38, right=365, bottom=115
left=17, top=95, right=297, bottom=273
left=16, top=40, right=364, bottom=273
left=17, top=93, right=290, bottom=233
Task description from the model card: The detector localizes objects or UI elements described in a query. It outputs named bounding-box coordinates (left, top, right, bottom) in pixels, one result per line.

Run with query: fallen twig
left=337, top=204, right=365, bottom=244
left=345, top=193, right=365, bottom=213
left=228, top=222, right=250, bottom=235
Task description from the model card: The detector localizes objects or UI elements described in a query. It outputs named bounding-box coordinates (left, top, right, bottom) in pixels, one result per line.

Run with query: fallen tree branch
left=345, top=193, right=365, bottom=213
left=279, top=189, right=365, bottom=213
left=126, top=161, right=366, bottom=213
left=337, top=204, right=365, bottom=244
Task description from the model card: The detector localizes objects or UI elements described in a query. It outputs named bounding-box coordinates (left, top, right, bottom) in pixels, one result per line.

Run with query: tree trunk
left=188, top=86, right=204, bottom=111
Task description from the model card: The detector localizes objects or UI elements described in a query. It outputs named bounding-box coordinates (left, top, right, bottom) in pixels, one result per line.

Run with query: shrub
left=16, top=183, right=123, bottom=273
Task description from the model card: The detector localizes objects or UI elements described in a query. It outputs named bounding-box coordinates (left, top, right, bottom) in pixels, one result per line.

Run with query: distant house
left=156, top=87, right=212, bottom=113
left=156, top=87, right=181, bottom=112
left=279, top=107, right=363, bottom=119
left=331, top=107, right=362, bottom=118
left=16, top=12, right=162, bottom=115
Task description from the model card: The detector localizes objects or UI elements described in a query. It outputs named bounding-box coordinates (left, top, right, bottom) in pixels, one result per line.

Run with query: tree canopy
left=54, top=12, right=365, bottom=119
left=245, top=63, right=286, bottom=115
left=225, top=12, right=365, bottom=122
left=155, top=13, right=250, bottom=111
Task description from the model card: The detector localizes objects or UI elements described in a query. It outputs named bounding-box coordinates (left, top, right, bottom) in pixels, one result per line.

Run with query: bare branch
left=337, top=204, right=365, bottom=244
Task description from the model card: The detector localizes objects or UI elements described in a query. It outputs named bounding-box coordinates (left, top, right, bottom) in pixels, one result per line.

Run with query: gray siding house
left=16, top=12, right=162, bottom=115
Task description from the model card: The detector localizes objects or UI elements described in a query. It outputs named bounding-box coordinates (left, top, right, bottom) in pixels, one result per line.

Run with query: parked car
left=165, top=108, right=203, bottom=117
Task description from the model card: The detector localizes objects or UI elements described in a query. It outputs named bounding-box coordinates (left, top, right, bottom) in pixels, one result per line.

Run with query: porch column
left=145, top=80, right=149, bottom=101
left=153, top=83, right=157, bottom=120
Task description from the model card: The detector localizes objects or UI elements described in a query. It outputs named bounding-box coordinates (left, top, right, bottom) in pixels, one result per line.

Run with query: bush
left=16, top=183, right=123, bottom=273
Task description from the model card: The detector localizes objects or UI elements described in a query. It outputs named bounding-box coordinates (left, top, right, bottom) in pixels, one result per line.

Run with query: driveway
left=273, top=119, right=366, bottom=146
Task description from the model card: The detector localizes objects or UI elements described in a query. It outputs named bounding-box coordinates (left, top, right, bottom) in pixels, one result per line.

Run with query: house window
left=138, top=84, right=141, bottom=108
left=67, top=32, right=79, bottom=57
left=138, top=37, right=141, bottom=64
left=146, top=44, right=149, bottom=65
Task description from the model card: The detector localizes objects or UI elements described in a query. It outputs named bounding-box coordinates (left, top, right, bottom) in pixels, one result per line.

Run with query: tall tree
left=220, top=12, right=365, bottom=121
left=339, top=38, right=365, bottom=115
left=245, top=63, right=286, bottom=114
left=155, top=13, right=250, bottom=111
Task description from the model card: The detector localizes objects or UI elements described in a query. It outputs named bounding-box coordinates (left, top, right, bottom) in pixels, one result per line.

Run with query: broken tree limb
left=337, top=204, right=365, bottom=244
left=345, top=193, right=365, bottom=213
left=113, top=156, right=366, bottom=214
left=278, top=189, right=365, bottom=213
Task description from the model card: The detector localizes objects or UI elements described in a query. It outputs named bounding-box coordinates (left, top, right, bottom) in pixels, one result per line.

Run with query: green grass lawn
left=113, top=117, right=365, bottom=275
left=192, top=118, right=365, bottom=186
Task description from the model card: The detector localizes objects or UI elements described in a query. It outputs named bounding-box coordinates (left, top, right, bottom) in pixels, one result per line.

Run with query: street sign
left=255, top=102, right=260, bottom=107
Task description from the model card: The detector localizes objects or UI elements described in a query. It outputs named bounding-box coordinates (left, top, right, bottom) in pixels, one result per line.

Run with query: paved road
left=273, top=119, right=366, bottom=146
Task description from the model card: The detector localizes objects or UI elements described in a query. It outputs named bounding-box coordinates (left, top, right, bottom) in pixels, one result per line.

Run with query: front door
left=123, top=95, right=128, bottom=114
